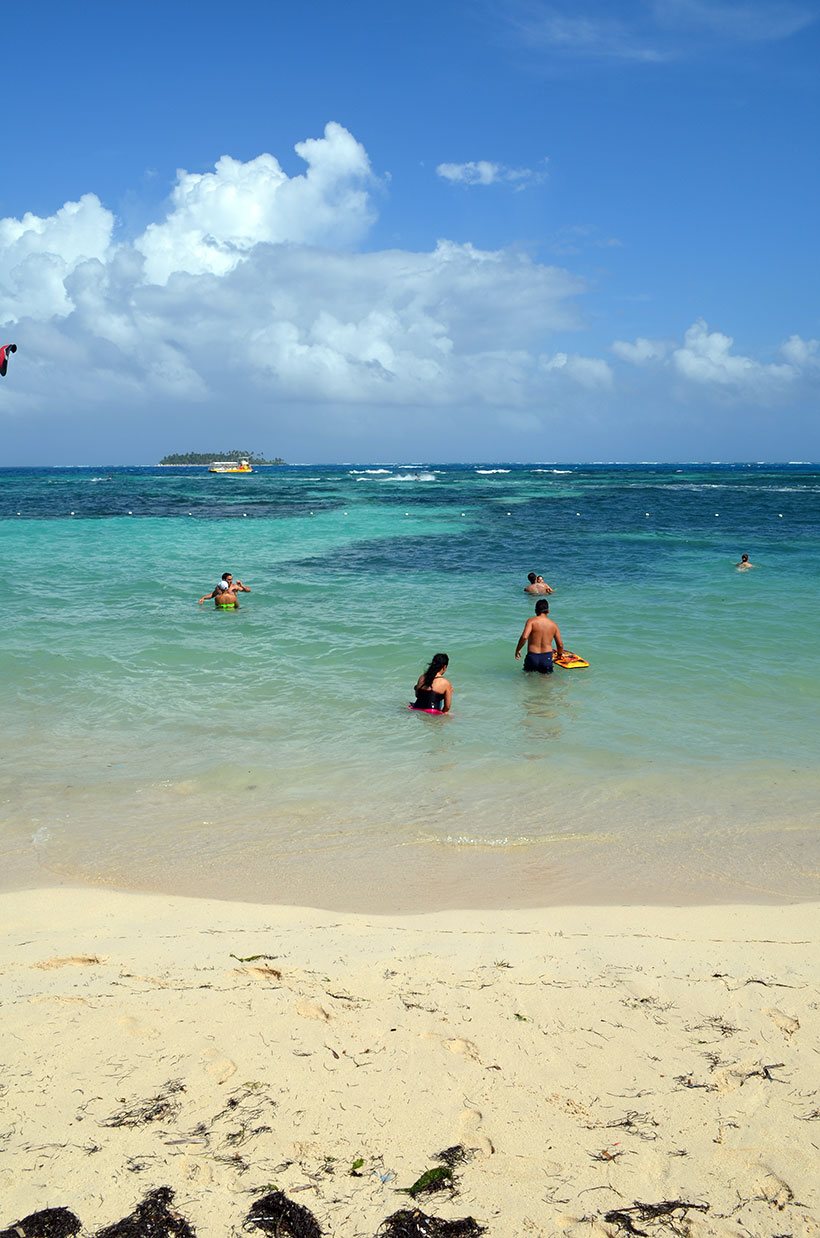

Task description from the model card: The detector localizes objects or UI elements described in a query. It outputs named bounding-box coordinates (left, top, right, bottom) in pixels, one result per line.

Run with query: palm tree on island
left=158, top=452, right=285, bottom=466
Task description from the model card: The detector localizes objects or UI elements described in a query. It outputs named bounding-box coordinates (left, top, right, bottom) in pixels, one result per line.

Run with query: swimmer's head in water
left=527, top=572, right=537, bottom=583
left=535, top=599, right=550, bottom=615
left=740, top=554, right=749, bottom=562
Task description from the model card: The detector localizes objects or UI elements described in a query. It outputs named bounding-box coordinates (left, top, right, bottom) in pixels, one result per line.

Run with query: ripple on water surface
left=1, top=463, right=818, bottom=908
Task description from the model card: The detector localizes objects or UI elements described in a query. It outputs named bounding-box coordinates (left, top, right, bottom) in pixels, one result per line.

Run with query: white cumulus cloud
left=672, top=319, right=794, bottom=387
left=0, top=194, right=114, bottom=325
left=780, top=334, right=819, bottom=367
left=0, top=189, right=589, bottom=418
left=136, top=122, right=374, bottom=284
left=2, top=123, right=818, bottom=460
left=611, top=336, right=671, bottom=364
left=541, top=351, right=613, bottom=388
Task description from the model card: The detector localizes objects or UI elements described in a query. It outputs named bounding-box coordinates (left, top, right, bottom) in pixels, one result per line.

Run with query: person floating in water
left=198, top=571, right=251, bottom=609
left=0, top=343, right=17, bottom=377
left=524, top=571, right=554, bottom=595
left=515, top=600, right=564, bottom=673
left=736, top=553, right=755, bottom=571
left=411, top=653, right=452, bottom=713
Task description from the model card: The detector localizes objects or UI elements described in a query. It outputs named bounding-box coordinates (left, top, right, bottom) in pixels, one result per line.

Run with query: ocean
left=1, top=462, right=818, bottom=911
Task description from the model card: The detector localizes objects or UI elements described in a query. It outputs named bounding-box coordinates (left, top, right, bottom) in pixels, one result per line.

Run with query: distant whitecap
left=381, top=472, right=436, bottom=482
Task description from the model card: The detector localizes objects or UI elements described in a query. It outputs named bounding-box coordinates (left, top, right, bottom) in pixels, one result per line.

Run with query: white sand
left=1, top=889, right=818, bottom=1237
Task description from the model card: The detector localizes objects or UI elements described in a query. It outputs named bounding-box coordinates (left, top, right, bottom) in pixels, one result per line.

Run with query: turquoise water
left=1, top=463, right=818, bottom=910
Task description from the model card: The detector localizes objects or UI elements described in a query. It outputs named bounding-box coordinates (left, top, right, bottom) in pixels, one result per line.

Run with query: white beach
left=1, top=889, right=818, bottom=1236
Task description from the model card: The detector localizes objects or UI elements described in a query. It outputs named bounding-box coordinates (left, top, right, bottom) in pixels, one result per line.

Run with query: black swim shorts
left=524, top=651, right=554, bottom=673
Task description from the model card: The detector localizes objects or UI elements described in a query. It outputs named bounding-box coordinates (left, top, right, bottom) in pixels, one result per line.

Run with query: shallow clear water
left=1, top=463, right=818, bottom=910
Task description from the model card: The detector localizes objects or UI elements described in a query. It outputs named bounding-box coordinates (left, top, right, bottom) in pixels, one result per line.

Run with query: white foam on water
left=381, top=472, right=436, bottom=482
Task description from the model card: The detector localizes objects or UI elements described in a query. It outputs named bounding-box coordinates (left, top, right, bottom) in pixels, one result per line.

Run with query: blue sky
left=1, top=0, right=818, bottom=462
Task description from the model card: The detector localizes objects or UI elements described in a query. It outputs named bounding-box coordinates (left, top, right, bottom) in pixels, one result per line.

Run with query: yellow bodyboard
left=555, top=651, right=590, bottom=669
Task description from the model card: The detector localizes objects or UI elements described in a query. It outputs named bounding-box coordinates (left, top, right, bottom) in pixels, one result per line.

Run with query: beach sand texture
left=2, top=890, right=818, bottom=1237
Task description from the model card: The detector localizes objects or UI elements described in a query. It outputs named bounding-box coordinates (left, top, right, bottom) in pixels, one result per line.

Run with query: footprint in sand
left=713, top=1068, right=741, bottom=1094
left=755, top=1169, right=794, bottom=1210
left=117, top=1014, right=160, bottom=1040
left=181, top=1155, right=213, bottom=1184
left=765, top=1007, right=800, bottom=1037
left=236, top=965, right=282, bottom=981
left=548, top=1092, right=594, bottom=1121
left=444, top=1037, right=481, bottom=1062
left=201, top=1047, right=237, bottom=1083
left=296, top=998, right=330, bottom=1022
left=33, top=955, right=104, bottom=969
left=456, top=1105, right=494, bottom=1156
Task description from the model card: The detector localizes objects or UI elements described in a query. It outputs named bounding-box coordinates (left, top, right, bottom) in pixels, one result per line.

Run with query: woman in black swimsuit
left=412, top=653, right=452, bottom=713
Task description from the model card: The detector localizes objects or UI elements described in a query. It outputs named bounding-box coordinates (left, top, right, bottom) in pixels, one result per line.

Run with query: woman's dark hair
left=421, top=653, right=449, bottom=687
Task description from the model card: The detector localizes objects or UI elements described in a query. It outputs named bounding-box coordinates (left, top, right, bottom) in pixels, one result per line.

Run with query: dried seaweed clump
left=435, top=1147, right=472, bottom=1169
left=96, top=1187, right=195, bottom=1238
left=378, top=1210, right=485, bottom=1238
left=245, top=1192, right=322, bottom=1238
left=603, top=1200, right=709, bottom=1237
left=101, top=1081, right=186, bottom=1129
left=0, top=1208, right=82, bottom=1238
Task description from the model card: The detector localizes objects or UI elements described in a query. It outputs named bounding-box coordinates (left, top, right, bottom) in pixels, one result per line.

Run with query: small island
left=158, top=452, right=285, bottom=466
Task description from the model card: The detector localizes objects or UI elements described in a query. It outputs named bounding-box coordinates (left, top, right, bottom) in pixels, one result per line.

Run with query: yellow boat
left=209, top=459, right=254, bottom=474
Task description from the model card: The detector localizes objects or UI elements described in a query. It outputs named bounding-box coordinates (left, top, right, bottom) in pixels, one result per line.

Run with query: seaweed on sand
left=245, top=1192, right=322, bottom=1238
left=434, top=1147, right=472, bottom=1169
left=95, top=1188, right=195, bottom=1238
left=0, top=1208, right=82, bottom=1238
left=398, top=1167, right=454, bottom=1200
left=377, top=1210, right=485, bottom=1237
left=602, top=1200, right=709, bottom=1237
left=398, top=1145, right=473, bottom=1201
left=100, top=1081, right=185, bottom=1129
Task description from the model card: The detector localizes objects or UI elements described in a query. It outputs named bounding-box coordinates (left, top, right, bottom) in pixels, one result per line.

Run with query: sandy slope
left=1, top=889, right=818, bottom=1237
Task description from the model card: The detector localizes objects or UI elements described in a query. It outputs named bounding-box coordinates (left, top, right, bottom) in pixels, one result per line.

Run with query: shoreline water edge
left=1, top=887, right=818, bottom=1237
left=2, top=462, right=819, bottom=910
left=2, top=461, right=818, bottom=1233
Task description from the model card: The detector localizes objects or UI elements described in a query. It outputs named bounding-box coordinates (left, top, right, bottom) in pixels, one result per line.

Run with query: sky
left=1, top=0, right=818, bottom=463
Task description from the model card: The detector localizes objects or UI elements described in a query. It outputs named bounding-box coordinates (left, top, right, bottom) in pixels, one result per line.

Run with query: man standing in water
left=736, top=553, right=755, bottom=571
left=198, top=572, right=251, bottom=608
left=515, top=599, right=564, bottom=673
left=524, top=571, right=554, bottom=595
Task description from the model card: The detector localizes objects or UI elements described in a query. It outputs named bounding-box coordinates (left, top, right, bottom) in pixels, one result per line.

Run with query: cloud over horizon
left=1, top=122, right=817, bottom=457
left=613, top=320, right=818, bottom=396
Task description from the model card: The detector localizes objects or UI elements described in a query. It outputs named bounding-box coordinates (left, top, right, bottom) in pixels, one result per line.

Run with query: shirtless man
left=515, top=599, right=564, bottom=673
left=524, top=571, right=554, bottom=595
left=198, top=572, right=251, bottom=608
left=736, top=553, right=755, bottom=571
